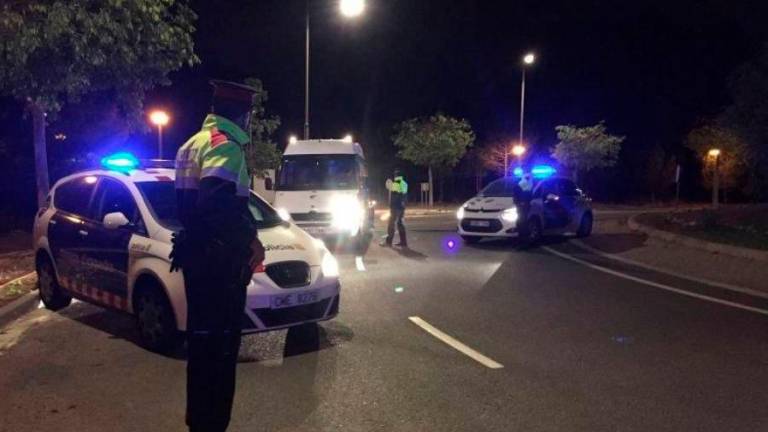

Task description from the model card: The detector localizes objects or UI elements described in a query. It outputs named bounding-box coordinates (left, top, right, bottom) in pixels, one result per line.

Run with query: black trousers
left=386, top=207, right=407, bottom=246
left=183, top=252, right=250, bottom=432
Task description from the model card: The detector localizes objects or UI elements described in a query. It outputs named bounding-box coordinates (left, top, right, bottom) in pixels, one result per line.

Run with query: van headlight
left=456, top=206, right=466, bottom=220
left=501, top=207, right=519, bottom=223
left=321, top=251, right=340, bottom=278
left=330, top=195, right=364, bottom=235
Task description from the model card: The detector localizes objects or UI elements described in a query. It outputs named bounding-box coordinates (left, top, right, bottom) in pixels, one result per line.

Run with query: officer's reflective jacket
left=390, top=176, right=408, bottom=210
left=175, top=114, right=257, bottom=250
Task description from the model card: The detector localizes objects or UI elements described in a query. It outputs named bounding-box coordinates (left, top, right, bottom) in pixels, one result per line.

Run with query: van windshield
left=277, top=154, right=359, bottom=191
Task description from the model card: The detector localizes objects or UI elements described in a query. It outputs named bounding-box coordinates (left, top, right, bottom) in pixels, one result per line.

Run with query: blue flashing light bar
left=531, top=165, right=557, bottom=179
left=101, top=152, right=139, bottom=171
left=513, top=167, right=524, bottom=177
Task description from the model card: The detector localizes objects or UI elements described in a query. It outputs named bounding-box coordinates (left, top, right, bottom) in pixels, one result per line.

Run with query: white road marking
left=570, top=239, right=768, bottom=300
left=408, top=316, right=504, bottom=369
left=543, top=246, right=768, bottom=317
left=355, top=256, right=366, bottom=272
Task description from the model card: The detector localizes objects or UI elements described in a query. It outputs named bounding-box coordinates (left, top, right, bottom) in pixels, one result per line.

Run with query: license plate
left=470, top=220, right=491, bottom=227
left=270, top=291, right=319, bottom=309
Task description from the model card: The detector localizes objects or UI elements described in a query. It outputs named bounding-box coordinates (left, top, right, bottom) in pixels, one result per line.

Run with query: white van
left=272, top=138, right=374, bottom=244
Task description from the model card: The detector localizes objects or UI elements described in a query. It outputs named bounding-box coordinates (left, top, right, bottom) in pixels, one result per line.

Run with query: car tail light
left=253, top=263, right=266, bottom=273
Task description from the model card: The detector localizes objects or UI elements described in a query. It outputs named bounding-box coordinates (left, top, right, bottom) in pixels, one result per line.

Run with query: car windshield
left=277, top=155, right=358, bottom=191
left=479, top=178, right=518, bottom=198
left=136, top=181, right=283, bottom=230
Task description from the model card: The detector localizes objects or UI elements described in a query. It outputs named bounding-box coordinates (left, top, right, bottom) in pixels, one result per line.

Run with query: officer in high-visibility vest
left=382, top=169, right=408, bottom=247
left=171, top=80, right=265, bottom=432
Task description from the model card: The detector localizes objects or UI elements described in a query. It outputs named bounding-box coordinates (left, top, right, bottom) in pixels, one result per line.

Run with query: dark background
left=2, top=0, right=767, bottom=227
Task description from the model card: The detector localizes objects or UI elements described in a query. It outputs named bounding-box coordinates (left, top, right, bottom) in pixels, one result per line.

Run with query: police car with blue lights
left=457, top=165, right=593, bottom=244
left=33, top=153, right=341, bottom=351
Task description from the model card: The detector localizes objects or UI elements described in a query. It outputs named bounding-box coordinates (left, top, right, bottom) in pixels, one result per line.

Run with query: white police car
left=457, top=166, right=593, bottom=244
left=33, top=153, right=341, bottom=352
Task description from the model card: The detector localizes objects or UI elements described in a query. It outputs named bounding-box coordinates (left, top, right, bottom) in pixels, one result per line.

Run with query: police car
left=457, top=166, right=593, bottom=244
left=33, top=153, right=341, bottom=352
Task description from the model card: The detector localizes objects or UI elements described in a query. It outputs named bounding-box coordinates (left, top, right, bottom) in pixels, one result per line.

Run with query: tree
left=552, top=122, right=624, bottom=182
left=724, top=43, right=768, bottom=198
left=393, top=114, right=475, bottom=206
left=243, top=78, right=281, bottom=178
left=685, top=122, right=748, bottom=199
left=478, top=141, right=509, bottom=176
left=0, top=1, right=199, bottom=207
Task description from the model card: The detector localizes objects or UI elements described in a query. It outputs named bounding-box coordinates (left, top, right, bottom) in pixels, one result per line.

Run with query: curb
left=0, top=291, right=38, bottom=329
left=628, top=215, right=768, bottom=263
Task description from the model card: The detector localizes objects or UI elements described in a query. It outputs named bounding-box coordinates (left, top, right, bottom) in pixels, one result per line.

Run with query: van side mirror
left=265, top=177, right=273, bottom=191
left=103, top=212, right=130, bottom=230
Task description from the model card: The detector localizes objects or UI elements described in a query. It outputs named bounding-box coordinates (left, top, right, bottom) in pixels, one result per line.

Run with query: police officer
left=171, top=80, right=265, bottom=432
left=514, top=172, right=534, bottom=241
left=382, top=169, right=408, bottom=248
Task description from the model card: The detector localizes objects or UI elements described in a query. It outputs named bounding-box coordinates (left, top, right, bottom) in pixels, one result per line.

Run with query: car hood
left=152, top=223, right=325, bottom=267
left=463, top=196, right=516, bottom=211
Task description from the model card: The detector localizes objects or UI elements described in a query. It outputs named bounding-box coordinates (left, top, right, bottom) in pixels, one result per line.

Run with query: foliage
left=477, top=141, right=510, bottom=175
left=393, top=114, right=475, bottom=205
left=0, top=0, right=199, bottom=127
left=724, top=43, right=768, bottom=197
left=393, top=114, right=475, bottom=170
left=243, top=78, right=281, bottom=178
left=685, top=122, right=748, bottom=191
left=552, top=122, right=624, bottom=181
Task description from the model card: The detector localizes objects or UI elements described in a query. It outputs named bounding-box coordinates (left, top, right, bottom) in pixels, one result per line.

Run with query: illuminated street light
left=289, top=135, right=298, bottom=144
left=523, top=53, right=536, bottom=65
left=304, top=1, right=366, bottom=140
left=340, top=0, right=365, bottom=17
left=512, top=144, right=526, bottom=157
left=149, top=110, right=170, bottom=159
left=708, top=148, right=722, bottom=209
left=343, top=134, right=354, bottom=143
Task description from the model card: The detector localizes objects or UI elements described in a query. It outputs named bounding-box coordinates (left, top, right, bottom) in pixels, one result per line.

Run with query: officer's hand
left=249, top=237, right=266, bottom=271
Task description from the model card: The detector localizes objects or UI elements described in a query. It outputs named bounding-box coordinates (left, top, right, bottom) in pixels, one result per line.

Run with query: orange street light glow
left=149, top=110, right=170, bottom=127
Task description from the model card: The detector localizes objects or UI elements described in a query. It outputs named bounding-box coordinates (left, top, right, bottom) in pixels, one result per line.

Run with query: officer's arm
left=197, top=141, right=255, bottom=246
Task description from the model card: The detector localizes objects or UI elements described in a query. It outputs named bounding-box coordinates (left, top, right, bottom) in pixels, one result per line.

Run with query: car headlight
left=277, top=208, right=292, bottom=222
left=321, top=251, right=339, bottom=278
left=501, top=207, right=519, bottom=223
left=457, top=206, right=465, bottom=220
left=330, top=195, right=364, bottom=235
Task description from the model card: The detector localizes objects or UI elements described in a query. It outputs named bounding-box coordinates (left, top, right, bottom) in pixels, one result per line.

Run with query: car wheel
left=36, top=256, right=71, bottom=311
left=576, top=213, right=593, bottom=238
left=134, top=284, right=179, bottom=353
left=461, top=235, right=481, bottom=244
left=525, top=217, right=543, bottom=245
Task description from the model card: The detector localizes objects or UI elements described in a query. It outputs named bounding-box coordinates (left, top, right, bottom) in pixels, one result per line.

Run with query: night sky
left=3, top=0, right=768, bottom=196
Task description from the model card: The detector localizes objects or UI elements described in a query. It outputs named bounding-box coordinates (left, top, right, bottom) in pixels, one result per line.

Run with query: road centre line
left=570, top=239, right=768, bottom=300
left=543, top=246, right=768, bottom=317
left=408, top=316, right=504, bottom=369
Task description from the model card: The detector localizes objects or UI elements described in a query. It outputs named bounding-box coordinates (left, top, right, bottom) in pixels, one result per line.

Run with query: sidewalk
left=579, top=216, right=768, bottom=295
left=0, top=231, right=35, bottom=309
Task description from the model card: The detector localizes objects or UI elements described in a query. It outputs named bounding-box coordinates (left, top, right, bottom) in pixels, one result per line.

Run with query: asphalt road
left=1, top=213, right=767, bottom=432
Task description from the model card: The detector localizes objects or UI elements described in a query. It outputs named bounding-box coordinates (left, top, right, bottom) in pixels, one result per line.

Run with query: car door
left=82, top=177, right=143, bottom=304
left=49, top=175, right=98, bottom=291
left=556, top=179, right=584, bottom=230
left=538, top=180, right=571, bottom=230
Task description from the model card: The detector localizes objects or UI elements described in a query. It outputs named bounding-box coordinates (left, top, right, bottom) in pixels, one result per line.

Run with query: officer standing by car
left=382, top=169, right=408, bottom=248
left=171, top=80, right=265, bottom=432
left=514, top=172, right=534, bottom=240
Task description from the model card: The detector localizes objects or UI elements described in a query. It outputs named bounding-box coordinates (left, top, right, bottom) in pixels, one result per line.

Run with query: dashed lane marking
left=543, top=246, right=768, bottom=317
left=408, top=316, right=504, bottom=369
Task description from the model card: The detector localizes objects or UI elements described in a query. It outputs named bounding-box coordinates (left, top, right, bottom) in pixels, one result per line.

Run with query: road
left=1, top=213, right=767, bottom=432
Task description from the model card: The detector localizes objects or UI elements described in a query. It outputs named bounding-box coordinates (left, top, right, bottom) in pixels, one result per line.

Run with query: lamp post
left=708, top=148, right=721, bottom=209
left=149, top=110, right=170, bottom=159
left=519, top=52, right=535, bottom=145
left=304, top=0, right=365, bottom=140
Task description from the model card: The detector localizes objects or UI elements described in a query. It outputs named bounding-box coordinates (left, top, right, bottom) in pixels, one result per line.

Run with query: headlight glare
left=456, top=206, right=465, bottom=220
left=331, top=195, right=364, bottom=235
left=321, top=252, right=340, bottom=278
left=501, top=207, right=519, bottom=223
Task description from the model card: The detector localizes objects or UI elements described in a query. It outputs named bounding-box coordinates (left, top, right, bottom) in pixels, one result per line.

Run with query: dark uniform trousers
left=386, top=207, right=407, bottom=246
left=184, top=243, right=251, bottom=432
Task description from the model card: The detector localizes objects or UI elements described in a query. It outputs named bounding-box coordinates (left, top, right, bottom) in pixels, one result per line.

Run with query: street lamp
left=708, top=148, right=721, bottom=209
left=504, top=143, right=527, bottom=177
left=149, top=110, right=170, bottom=159
left=342, top=134, right=354, bottom=143
left=304, top=0, right=366, bottom=140
left=518, top=52, right=536, bottom=170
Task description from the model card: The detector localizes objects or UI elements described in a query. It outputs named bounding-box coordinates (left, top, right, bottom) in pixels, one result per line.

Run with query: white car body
left=33, top=166, right=341, bottom=338
left=273, top=139, right=374, bottom=240
left=457, top=176, right=593, bottom=241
